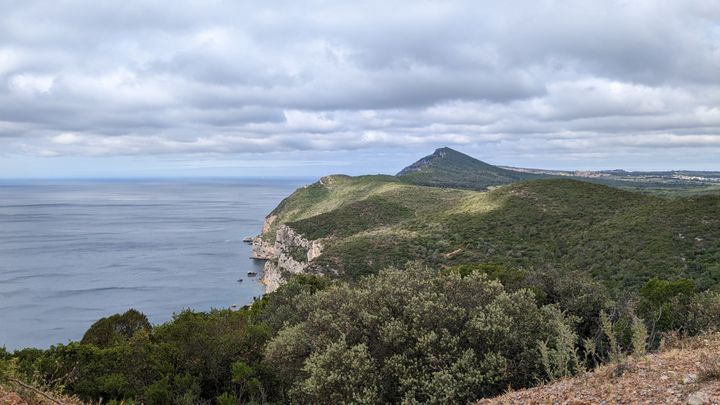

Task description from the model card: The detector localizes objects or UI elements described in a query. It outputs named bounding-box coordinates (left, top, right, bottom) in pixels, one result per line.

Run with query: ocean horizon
left=0, top=177, right=309, bottom=350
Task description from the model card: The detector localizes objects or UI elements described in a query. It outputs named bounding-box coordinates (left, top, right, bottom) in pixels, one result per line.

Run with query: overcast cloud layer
left=1, top=0, right=720, bottom=175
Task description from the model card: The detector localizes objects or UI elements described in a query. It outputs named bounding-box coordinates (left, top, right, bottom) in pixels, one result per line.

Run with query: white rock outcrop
left=250, top=238, right=275, bottom=259
left=251, top=219, right=323, bottom=293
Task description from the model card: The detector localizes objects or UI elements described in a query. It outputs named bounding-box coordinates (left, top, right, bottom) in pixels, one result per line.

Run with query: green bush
left=81, top=309, right=151, bottom=348
left=264, top=264, right=580, bottom=403
left=9, top=266, right=720, bottom=404
left=257, top=274, right=332, bottom=334
left=640, top=277, right=694, bottom=306
left=652, top=290, right=720, bottom=339
left=6, top=307, right=274, bottom=404
left=638, top=277, right=696, bottom=345
left=288, top=246, right=308, bottom=263
left=444, top=263, right=527, bottom=290
left=445, top=264, right=611, bottom=345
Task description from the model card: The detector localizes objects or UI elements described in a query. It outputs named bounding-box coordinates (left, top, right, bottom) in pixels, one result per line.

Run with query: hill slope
left=479, top=333, right=720, bottom=404
left=397, top=147, right=545, bottom=190
left=256, top=171, right=720, bottom=290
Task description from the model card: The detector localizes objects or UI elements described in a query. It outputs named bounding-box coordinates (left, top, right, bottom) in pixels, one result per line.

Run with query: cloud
left=51, top=133, right=80, bottom=145
left=0, top=0, right=719, bottom=170
left=8, top=73, right=54, bottom=94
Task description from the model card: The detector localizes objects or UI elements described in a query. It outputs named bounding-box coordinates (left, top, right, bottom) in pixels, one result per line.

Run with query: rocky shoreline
left=250, top=216, right=323, bottom=293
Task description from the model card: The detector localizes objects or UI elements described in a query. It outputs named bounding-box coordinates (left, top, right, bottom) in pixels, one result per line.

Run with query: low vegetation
left=4, top=266, right=720, bottom=404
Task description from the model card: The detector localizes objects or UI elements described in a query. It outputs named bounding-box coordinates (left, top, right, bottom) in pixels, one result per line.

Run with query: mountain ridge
left=396, top=146, right=545, bottom=190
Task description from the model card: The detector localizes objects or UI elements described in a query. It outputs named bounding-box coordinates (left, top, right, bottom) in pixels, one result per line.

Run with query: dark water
left=0, top=178, right=306, bottom=350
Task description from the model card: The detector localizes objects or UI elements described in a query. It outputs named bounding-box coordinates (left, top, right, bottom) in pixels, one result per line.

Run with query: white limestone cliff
left=251, top=218, right=323, bottom=293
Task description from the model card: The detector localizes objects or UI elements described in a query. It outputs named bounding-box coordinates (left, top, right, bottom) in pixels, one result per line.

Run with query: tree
left=81, top=309, right=151, bottom=348
left=638, top=277, right=695, bottom=345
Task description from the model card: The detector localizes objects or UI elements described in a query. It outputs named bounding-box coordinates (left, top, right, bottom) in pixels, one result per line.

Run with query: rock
left=682, top=373, right=698, bottom=384
left=250, top=215, right=280, bottom=259
left=687, top=391, right=711, bottom=405
left=242, top=236, right=254, bottom=243
left=251, top=220, right=325, bottom=293
left=307, top=239, right=323, bottom=261
left=261, top=260, right=282, bottom=293
left=250, top=237, right=276, bottom=259
left=273, top=225, right=324, bottom=275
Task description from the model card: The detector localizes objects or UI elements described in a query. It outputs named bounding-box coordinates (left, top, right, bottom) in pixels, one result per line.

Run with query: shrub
left=264, top=264, right=579, bottom=403
left=258, top=274, right=332, bottom=334
left=293, top=338, right=380, bottom=404
left=680, top=291, right=720, bottom=335
left=640, top=278, right=694, bottom=306
left=10, top=307, right=274, bottom=404
left=81, top=309, right=151, bottom=348
left=636, top=277, right=720, bottom=346
left=447, top=264, right=612, bottom=345
left=444, top=263, right=526, bottom=290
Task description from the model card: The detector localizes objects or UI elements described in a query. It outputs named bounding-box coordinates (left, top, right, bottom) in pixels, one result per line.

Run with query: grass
left=262, top=174, right=402, bottom=242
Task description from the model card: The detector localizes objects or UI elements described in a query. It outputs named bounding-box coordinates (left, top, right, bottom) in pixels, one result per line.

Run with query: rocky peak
left=397, top=146, right=454, bottom=176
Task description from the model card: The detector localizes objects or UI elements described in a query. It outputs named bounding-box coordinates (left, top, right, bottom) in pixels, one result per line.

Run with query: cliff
left=252, top=216, right=323, bottom=293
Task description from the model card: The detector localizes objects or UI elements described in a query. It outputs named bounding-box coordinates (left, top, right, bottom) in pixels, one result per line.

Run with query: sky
left=1, top=0, right=719, bottom=178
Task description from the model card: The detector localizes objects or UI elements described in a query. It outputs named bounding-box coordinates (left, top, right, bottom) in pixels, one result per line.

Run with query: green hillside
left=397, top=146, right=545, bottom=190
left=263, top=174, right=403, bottom=241
left=265, top=171, right=720, bottom=290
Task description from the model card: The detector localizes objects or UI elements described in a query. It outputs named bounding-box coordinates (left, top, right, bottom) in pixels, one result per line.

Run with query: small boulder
left=687, top=391, right=711, bottom=405
left=682, top=373, right=698, bottom=384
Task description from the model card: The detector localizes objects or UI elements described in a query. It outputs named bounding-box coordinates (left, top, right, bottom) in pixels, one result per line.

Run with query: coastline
left=250, top=234, right=281, bottom=294
left=250, top=221, right=324, bottom=294
left=259, top=260, right=282, bottom=293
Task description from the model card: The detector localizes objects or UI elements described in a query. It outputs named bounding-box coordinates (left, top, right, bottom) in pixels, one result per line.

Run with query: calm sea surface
left=0, top=178, right=307, bottom=350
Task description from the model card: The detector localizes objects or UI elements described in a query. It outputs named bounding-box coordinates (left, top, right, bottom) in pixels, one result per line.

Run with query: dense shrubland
left=4, top=264, right=720, bottom=404
left=263, top=173, right=720, bottom=290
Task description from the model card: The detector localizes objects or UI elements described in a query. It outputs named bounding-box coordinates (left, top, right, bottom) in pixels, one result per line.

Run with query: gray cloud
left=0, top=0, right=719, bottom=169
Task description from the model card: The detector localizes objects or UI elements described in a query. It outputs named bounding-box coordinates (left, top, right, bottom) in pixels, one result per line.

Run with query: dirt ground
left=479, top=333, right=720, bottom=404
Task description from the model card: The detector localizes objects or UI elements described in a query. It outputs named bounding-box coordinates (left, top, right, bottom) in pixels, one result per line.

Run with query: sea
left=0, top=178, right=308, bottom=351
